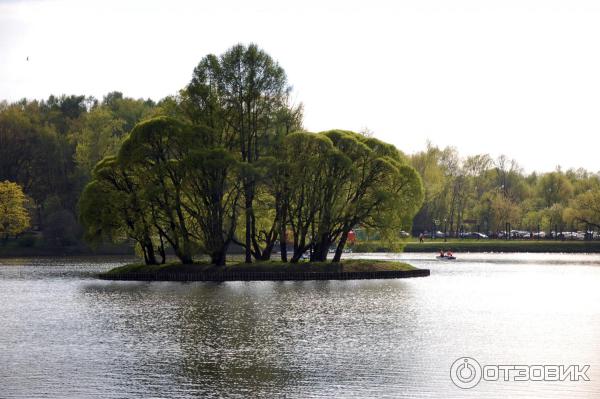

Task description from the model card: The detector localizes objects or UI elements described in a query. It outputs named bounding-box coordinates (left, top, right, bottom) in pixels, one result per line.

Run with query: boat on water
left=436, top=255, right=456, bottom=260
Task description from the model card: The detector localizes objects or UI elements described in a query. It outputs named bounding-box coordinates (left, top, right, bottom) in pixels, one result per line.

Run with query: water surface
left=1, top=253, right=599, bottom=398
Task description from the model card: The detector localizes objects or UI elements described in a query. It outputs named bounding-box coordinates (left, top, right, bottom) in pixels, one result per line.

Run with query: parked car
left=510, top=230, right=529, bottom=239
left=470, top=232, right=488, bottom=239
left=459, top=232, right=488, bottom=239
left=423, top=231, right=446, bottom=238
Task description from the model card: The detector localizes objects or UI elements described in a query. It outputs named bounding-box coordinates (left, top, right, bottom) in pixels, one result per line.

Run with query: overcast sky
left=1, top=0, right=600, bottom=173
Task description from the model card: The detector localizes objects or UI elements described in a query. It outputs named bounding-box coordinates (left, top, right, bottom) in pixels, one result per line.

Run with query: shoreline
left=98, top=269, right=430, bottom=282
left=389, top=241, right=600, bottom=254
left=98, top=260, right=430, bottom=282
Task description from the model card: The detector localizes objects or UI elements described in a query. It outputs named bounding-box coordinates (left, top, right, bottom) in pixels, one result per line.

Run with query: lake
left=1, top=253, right=599, bottom=398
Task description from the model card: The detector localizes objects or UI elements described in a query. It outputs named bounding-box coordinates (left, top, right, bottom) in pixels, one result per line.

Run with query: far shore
left=355, top=239, right=600, bottom=254
left=1, top=239, right=600, bottom=259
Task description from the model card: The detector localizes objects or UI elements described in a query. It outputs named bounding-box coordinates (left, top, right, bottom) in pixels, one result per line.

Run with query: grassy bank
left=101, top=259, right=418, bottom=279
left=402, top=239, right=600, bottom=253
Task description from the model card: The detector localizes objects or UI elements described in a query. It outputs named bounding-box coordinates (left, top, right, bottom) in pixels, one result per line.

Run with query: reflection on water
left=0, top=254, right=599, bottom=398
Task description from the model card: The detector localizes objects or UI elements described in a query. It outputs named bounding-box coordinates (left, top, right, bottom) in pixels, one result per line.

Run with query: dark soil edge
left=98, top=268, right=430, bottom=281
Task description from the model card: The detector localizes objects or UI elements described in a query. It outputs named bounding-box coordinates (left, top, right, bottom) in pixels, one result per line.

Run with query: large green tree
left=185, top=43, right=296, bottom=263
left=118, top=117, right=196, bottom=264
left=79, top=156, right=164, bottom=265
left=280, top=130, right=424, bottom=263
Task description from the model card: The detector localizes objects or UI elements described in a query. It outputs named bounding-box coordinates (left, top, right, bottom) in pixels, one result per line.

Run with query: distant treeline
left=410, top=144, right=600, bottom=236
left=0, top=91, right=159, bottom=246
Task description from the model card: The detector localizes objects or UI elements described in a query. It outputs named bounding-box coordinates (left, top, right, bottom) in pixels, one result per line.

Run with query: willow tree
left=102, top=116, right=241, bottom=266
left=117, top=117, right=197, bottom=264
left=181, top=145, right=241, bottom=266
left=279, top=132, right=342, bottom=262
left=315, top=130, right=424, bottom=262
left=185, top=43, right=297, bottom=263
left=280, top=130, right=424, bottom=263
left=79, top=157, right=163, bottom=265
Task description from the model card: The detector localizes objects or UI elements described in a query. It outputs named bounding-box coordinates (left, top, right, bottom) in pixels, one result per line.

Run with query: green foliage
left=279, top=129, right=424, bottom=262
left=82, top=116, right=242, bottom=266
left=410, top=143, right=600, bottom=236
left=536, top=172, right=574, bottom=207
left=75, top=107, right=125, bottom=176
left=183, top=43, right=301, bottom=263
left=0, top=181, right=30, bottom=238
left=565, top=190, right=600, bottom=229
left=0, top=92, right=158, bottom=248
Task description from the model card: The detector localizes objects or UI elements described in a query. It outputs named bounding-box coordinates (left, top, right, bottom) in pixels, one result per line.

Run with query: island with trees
left=79, top=44, right=426, bottom=280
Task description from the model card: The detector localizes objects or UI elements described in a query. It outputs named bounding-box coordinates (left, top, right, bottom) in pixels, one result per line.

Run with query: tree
left=565, top=190, right=600, bottom=230
left=75, top=107, right=126, bottom=176
left=0, top=181, right=30, bottom=240
left=181, top=144, right=242, bottom=266
left=279, top=130, right=423, bottom=263
left=79, top=157, right=163, bottom=265
left=489, top=190, right=521, bottom=232
left=186, top=43, right=294, bottom=263
left=536, top=171, right=574, bottom=208
left=279, top=132, right=335, bottom=262
left=0, top=103, right=68, bottom=209
left=410, top=143, right=446, bottom=233
left=118, top=117, right=196, bottom=264
left=112, top=116, right=243, bottom=265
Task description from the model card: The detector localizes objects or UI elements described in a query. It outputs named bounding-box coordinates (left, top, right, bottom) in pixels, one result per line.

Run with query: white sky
left=1, top=0, right=600, bottom=173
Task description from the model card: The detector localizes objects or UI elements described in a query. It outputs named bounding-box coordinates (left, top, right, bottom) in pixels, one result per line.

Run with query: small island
left=100, top=259, right=429, bottom=281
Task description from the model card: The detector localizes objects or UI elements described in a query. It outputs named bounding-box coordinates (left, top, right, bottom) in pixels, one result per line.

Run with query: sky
left=1, top=0, right=600, bottom=173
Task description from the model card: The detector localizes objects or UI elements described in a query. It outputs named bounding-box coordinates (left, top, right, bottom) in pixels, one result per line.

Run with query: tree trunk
left=279, top=199, right=288, bottom=262
left=332, top=230, right=349, bottom=263
left=279, top=225, right=288, bottom=262
left=211, top=246, right=227, bottom=266
left=175, top=245, right=193, bottom=264
left=259, top=236, right=276, bottom=261
left=244, top=185, right=253, bottom=263
left=144, top=240, right=158, bottom=265
left=158, top=233, right=166, bottom=264
left=311, top=234, right=330, bottom=262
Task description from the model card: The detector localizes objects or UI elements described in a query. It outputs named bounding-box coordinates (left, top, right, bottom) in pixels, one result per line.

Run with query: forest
left=1, top=44, right=599, bottom=262
left=411, top=144, right=600, bottom=238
